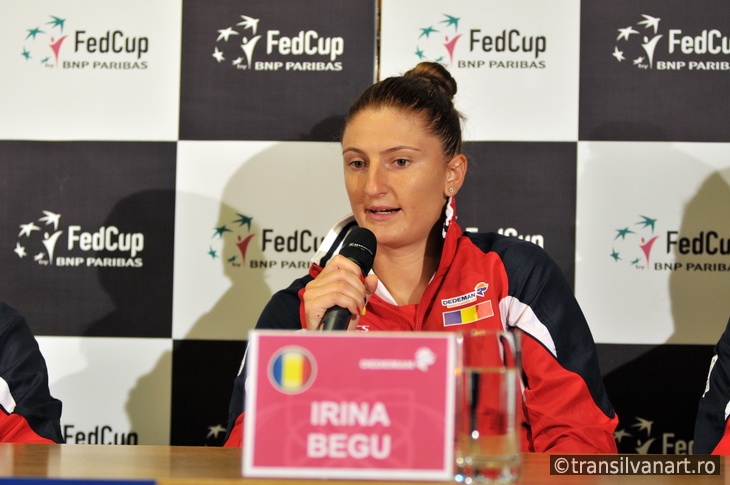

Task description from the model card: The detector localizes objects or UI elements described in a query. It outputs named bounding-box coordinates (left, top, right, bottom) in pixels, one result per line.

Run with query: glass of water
left=454, top=329, right=521, bottom=484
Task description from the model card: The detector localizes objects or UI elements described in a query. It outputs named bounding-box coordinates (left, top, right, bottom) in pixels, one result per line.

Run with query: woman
left=225, top=62, right=618, bottom=452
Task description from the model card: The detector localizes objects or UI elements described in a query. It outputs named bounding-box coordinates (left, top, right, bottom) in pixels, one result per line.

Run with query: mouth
left=367, top=208, right=400, bottom=214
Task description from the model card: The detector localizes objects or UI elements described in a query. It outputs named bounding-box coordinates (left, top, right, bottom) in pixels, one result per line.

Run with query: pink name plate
left=243, top=330, right=456, bottom=480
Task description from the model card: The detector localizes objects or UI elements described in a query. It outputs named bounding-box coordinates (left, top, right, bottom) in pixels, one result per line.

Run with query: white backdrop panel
left=0, top=0, right=181, bottom=141
left=37, top=336, right=173, bottom=445
left=380, top=0, right=580, bottom=142
left=576, top=141, right=730, bottom=345
left=173, top=141, right=350, bottom=341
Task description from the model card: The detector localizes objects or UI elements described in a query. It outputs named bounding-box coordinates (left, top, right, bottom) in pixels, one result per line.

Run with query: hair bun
left=344, top=60, right=464, bottom=157
left=404, top=62, right=458, bottom=99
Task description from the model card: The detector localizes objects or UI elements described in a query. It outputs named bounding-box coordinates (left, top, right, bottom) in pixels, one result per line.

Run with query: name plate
left=243, top=330, right=456, bottom=480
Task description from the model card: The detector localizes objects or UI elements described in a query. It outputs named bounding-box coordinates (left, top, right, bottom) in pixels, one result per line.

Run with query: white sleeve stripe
left=499, top=295, right=557, bottom=358
left=0, top=377, right=16, bottom=413
left=702, top=354, right=718, bottom=398
left=310, top=214, right=356, bottom=265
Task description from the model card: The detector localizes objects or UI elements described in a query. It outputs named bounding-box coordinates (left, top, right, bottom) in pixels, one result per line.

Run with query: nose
left=363, top=161, right=387, bottom=197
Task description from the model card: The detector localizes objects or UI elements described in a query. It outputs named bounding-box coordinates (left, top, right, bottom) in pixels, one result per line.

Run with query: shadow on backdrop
left=134, top=134, right=346, bottom=445
left=51, top=189, right=175, bottom=445
left=588, top=129, right=730, bottom=453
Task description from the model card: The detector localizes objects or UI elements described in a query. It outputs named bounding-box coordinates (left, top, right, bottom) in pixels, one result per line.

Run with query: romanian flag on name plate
left=270, top=348, right=313, bottom=393
left=442, top=300, right=495, bottom=326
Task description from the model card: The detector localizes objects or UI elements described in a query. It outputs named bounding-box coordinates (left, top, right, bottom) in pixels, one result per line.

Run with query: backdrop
left=2, top=0, right=729, bottom=453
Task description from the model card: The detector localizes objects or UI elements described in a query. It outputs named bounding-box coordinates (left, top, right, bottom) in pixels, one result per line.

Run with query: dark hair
left=344, top=62, right=464, bottom=157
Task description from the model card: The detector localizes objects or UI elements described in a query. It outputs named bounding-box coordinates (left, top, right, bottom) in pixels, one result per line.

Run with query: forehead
left=342, top=107, right=434, bottom=144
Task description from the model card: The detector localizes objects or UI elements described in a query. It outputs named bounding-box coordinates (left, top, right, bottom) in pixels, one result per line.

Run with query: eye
left=348, top=159, right=366, bottom=169
left=393, top=158, right=410, bottom=168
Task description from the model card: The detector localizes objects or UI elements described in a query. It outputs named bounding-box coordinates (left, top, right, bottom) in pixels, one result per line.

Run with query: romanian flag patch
left=442, top=300, right=494, bottom=326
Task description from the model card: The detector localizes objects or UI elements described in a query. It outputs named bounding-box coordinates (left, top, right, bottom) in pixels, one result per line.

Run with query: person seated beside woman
left=695, top=318, right=730, bottom=454
left=0, top=301, right=63, bottom=443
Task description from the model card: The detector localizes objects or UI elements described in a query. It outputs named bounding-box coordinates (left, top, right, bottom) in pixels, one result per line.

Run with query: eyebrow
left=342, top=145, right=423, bottom=155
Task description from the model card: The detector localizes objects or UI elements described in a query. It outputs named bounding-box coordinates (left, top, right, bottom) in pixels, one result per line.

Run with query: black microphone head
left=339, top=227, right=377, bottom=276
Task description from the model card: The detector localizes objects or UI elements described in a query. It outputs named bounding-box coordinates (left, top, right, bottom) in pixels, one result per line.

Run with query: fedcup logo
left=21, top=14, right=149, bottom=70
left=610, top=215, right=660, bottom=269
left=612, top=13, right=730, bottom=71
left=212, top=14, right=344, bottom=72
left=21, top=15, right=68, bottom=67
left=208, top=213, right=255, bottom=268
left=614, top=416, right=656, bottom=454
left=612, top=14, right=663, bottom=68
left=268, top=346, right=317, bottom=394
left=13, top=210, right=145, bottom=268
left=412, top=12, right=548, bottom=69
left=609, top=213, right=730, bottom=272
left=213, top=15, right=260, bottom=69
left=15, top=210, right=63, bottom=264
left=414, top=13, right=462, bottom=65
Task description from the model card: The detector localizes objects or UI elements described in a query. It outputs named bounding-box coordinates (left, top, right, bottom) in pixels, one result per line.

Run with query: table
left=0, top=445, right=724, bottom=484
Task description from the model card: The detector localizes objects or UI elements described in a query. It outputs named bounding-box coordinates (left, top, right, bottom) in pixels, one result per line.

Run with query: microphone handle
left=320, top=305, right=351, bottom=331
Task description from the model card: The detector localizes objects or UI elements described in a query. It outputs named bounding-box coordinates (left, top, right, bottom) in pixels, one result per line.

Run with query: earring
left=449, top=187, right=454, bottom=193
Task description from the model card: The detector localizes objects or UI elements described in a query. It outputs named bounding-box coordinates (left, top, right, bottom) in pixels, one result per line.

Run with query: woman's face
left=341, top=106, right=464, bottom=251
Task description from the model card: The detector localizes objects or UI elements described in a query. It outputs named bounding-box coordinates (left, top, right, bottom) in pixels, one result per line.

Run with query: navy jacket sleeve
left=0, top=302, right=64, bottom=443
left=694, top=318, right=730, bottom=454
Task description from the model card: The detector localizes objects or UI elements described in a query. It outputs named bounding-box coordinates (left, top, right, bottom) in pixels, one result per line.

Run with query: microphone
left=320, top=227, right=377, bottom=331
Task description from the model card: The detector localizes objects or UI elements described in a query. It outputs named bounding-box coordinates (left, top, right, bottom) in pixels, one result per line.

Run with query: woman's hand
left=303, top=254, right=378, bottom=330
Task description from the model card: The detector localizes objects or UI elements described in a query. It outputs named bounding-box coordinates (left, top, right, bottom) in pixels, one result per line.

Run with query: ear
left=444, top=154, right=467, bottom=197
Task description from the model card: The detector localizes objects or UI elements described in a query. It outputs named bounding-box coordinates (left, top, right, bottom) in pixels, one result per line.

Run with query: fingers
left=363, top=274, right=379, bottom=295
left=303, top=255, right=376, bottom=330
left=347, top=313, right=361, bottom=331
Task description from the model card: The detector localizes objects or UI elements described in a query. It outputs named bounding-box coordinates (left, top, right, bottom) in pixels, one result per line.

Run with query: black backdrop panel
left=170, top=339, right=248, bottom=446
left=580, top=0, right=730, bottom=142
left=598, top=343, right=715, bottom=454
left=0, top=141, right=176, bottom=338
left=179, top=0, right=376, bottom=141
left=458, top=141, right=577, bottom=287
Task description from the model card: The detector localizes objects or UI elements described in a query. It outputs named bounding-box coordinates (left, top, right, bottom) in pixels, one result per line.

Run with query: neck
left=373, top=224, right=442, bottom=306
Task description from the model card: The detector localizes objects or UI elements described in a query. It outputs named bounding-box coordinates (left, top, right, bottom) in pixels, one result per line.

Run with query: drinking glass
left=454, top=329, right=521, bottom=484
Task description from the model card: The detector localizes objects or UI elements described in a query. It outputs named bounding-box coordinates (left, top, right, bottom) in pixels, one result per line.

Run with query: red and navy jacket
left=694, top=318, right=730, bottom=454
left=0, top=302, right=63, bottom=443
left=225, top=199, right=618, bottom=452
